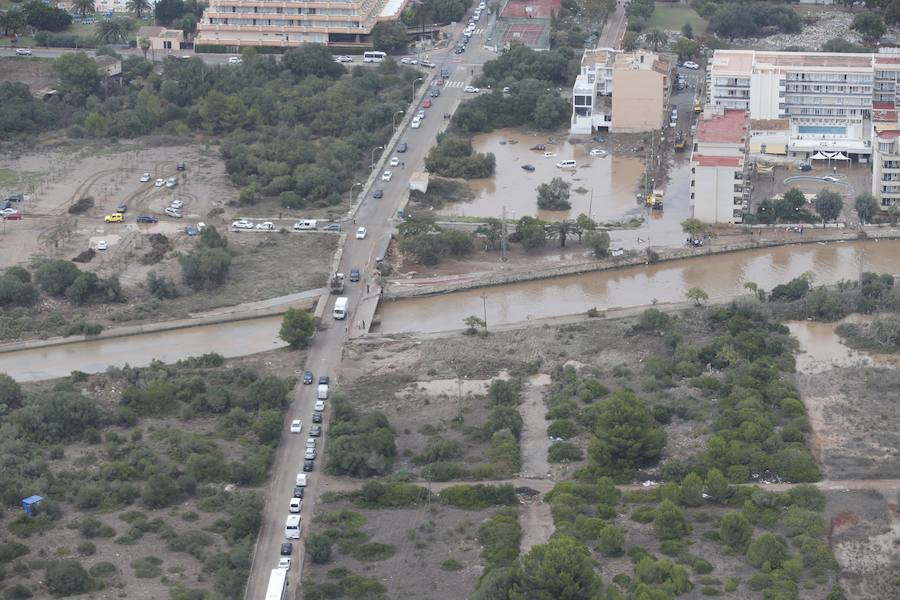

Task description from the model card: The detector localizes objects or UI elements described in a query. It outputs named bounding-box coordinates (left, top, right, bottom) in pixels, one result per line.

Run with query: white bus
left=363, top=51, right=387, bottom=63
left=264, top=568, right=288, bottom=600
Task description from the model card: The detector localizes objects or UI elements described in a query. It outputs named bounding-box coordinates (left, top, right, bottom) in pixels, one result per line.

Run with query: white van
left=293, top=219, right=318, bottom=231
left=333, top=297, right=348, bottom=320
left=317, top=384, right=329, bottom=400
left=285, top=515, right=301, bottom=539
left=556, top=159, right=576, bottom=169
left=296, top=473, right=308, bottom=487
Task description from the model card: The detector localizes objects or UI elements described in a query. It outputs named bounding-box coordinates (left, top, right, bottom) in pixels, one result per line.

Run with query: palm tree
left=95, top=18, right=129, bottom=44
left=72, top=0, right=96, bottom=17
left=126, top=0, right=151, bottom=18
left=139, top=37, right=151, bottom=59
left=546, top=220, right=580, bottom=248
left=644, top=29, right=668, bottom=52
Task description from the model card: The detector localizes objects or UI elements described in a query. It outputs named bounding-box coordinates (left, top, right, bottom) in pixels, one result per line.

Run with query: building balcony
left=208, top=0, right=364, bottom=7
left=198, top=21, right=367, bottom=33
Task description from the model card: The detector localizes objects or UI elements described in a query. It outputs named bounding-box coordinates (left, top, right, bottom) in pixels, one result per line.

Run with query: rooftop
left=875, top=129, right=900, bottom=139
left=693, top=155, right=742, bottom=168
left=712, top=49, right=875, bottom=75
left=379, top=0, right=405, bottom=18
left=750, top=118, right=789, bottom=131
left=581, top=49, right=615, bottom=69
left=697, top=109, right=748, bottom=144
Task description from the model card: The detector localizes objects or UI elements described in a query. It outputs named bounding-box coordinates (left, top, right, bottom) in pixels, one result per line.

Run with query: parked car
left=104, top=213, right=124, bottom=223
left=278, top=557, right=291, bottom=570
left=390, top=156, right=400, bottom=167
left=421, top=60, right=436, bottom=68
left=372, top=188, right=383, bottom=199
left=411, top=117, right=421, bottom=129
left=400, top=57, right=417, bottom=65
left=232, top=219, right=254, bottom=229
left=319, top=375, right=329, bottom=385
left=290, top=419, right=303, bottom=433
left=255, top=221, right=275, bottom=230
left=464, top=85, right=479, bottom=93
left=382, top=171, right=393, bottom=181
left=228, top=56, right=242, bottom=64
left=170, top=199, right=184, bottom=209
left=310, top=425, right=322, bottom=437
left=323, top=223, right=342, bottom=232
left=96, top=240, right=108, bottom=250
left=422, top=99, right=432, bottom=108
left=349, top=268, right=360, bottom=282
left=0, top=208, right=17, bottom=216
left=15, top=48, right=33, bottom=56
left=165, top=177, right=177, bottom=188
left=306, top=438, right=316, bottom=449
left=304, top=448, right=317, bottom=460
left=312, top=412, right=323, bottom=424
left=293, top=485, right=305, bottom=498
left=165, top=207, right=183, bottom=219
left=136, top=215, right=158, bottom=223
left=176, top=162, right=186, bottom=171
left=303, top=460, right=314, bottom=472
left=356, top=227, right=367, bottom=239
left=280, top=543, right=293, bottom=556
left=3, top=213, right=22, bottom=221
left=314, top=400, right=325, bottom=412
left=154, top=178, right=166, bottom=187
left=140, top=172, right=151, bottom=182
left=335, top=55, right=353, bottom=63
left=303, top=370, right=314, bottom=385
left=683, top=61, right=700, bottom=70
left=289, top=498, right=301, bottom=513
left=397, top=141, right=408, bottom=152
left=416, top=109, right=426, bottom=119
left=185, top=226, right=199, bottom=236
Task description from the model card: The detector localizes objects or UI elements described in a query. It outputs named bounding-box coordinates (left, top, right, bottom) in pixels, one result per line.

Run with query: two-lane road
left=242, top=19, right=497, bottom=600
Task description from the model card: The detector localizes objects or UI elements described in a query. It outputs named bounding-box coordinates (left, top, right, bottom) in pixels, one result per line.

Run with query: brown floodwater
left=377, top=240, right=900, bottom=333
left=0, top=315, right=286, bottom=382
left=442, top=129, right=644, bottom=221
left=787, top=315, right=900, bottom=374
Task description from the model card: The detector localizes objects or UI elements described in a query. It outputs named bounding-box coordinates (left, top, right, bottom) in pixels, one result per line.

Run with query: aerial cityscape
left=0, top=0, right=899, bottom=598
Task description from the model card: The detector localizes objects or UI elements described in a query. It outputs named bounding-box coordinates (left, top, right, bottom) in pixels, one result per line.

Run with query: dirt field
left=0, top=57, right=56, bottom=93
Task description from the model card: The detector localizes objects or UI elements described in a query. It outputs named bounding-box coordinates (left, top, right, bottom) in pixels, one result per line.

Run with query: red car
left=422, top=99, right=432, bottom=108
left=3, top=213, right=21, bottom=221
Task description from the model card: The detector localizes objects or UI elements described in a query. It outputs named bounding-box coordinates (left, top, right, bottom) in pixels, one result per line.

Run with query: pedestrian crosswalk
left=445, top=80, right=466, bottom=88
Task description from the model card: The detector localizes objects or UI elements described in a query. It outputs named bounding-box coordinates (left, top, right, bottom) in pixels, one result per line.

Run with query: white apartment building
left=690, top=107, right=750, bottom=224
left=195, top=0, right=406, bottom=48
left=571, top=48, right=672, bottom=134
left=872, top=129, right=900, bottom=207
left=708, top=50, right=875, bottom=161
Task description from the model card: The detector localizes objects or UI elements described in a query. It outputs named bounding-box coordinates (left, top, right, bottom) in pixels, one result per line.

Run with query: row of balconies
left=198, top=21, right=365, bottom=32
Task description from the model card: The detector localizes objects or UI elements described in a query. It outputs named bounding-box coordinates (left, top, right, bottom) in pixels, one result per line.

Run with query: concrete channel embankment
left=382, top=226, right=900, bottom=300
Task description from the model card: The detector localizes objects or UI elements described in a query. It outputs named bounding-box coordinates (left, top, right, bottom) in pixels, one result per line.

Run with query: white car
left=304, top=447, right=317, bottom=460
left=278, top=557, right=291, bottom=570
left=15, top=48, right=33, bottom=56
left=683, top=61, right=700, bottom=70
left=232, top=219, right=254, bottom=229
left=335, top=55, right=353, bottom=63
left=170, top=199, right=184, bottom=209
left=290, top=419, right=303, bottom=433
left=400, top=57, right=418, bottom=65
left=0, top=208, right=18, bottom=216
left=390, top=156, right=400, bottom=167
left=382, top=171, right=393, bottom=181
left=96, top=240, right=108, bottom=250
left=589, top=148, right=608, bottom=157
left=355, top=227, right=367, bottom=239
left=165, top=177, right=177, bottom=188
left=421, top=60, right=436, bottom=68
left=228, top=56, right=242, bottom=64
left=314, top=400, right=326, bottom=411
left=464, top=85, right=480, bottom=93
left=164, top=207, right=183, bottom=219
left=306, top=438, right=316, bottom=449
left=255, top=221, right=275, bottom=230
left=154, top=178, right=166, bottom=187
left=289, top=498, right=302, bottom=513
left=411, top=118, right=421, bottom=129
left=140, top=172, right=151, bottom=182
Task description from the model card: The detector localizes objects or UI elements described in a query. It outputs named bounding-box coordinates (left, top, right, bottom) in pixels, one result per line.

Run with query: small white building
left=571, top=48, right=616, bottom=134
left=872, top=128, right=900, bottom=208
left=690, top=107, right=750, bottom=224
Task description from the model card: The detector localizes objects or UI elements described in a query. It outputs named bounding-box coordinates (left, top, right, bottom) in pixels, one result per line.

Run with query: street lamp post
left=480, top=292, right=488, bottom=332
left=412, top=77, right=423, bottom=102
left=392, top=110, right=405, bottom=134
left=370, top=146, right=383, bottom=169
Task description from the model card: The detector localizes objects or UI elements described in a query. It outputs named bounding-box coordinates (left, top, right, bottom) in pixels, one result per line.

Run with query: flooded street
left=444, top=129, right=644, bottom=222
left=378, top=240, right=900, bottom=333
left=0, top=315, right=286, bottom=382
left=787, top=316, right=900, bottom=374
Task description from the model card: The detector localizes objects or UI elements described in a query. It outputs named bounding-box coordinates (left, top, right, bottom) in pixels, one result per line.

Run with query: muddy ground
left=303, top=499, right=501, bottom=600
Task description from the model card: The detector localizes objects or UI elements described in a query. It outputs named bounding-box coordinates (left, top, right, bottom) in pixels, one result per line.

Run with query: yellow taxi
left=104, top=213, right=124, bottom=223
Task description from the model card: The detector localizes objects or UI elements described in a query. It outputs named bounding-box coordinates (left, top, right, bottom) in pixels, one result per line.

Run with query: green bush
left=548, top=442, right=583, bottom=462
left=306, top=535, right=333, bottom=564
left=546, top=419, right=577, bottom=439
left=2, top=584, right=33, bottom=599
left=131, top=556, right=163, bottom=578
left=479, top=509, right=521, bottom=568
left=45, top=560, right=92, bottom=596
left=358, top=481, right=429, bottom=508
left=441, top=558, right=464, bottom=571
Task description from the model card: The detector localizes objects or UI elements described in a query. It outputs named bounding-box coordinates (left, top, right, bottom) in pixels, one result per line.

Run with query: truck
left=329, top=273, right=345, bottom=294
left=674, top=131, right=686, bottom=152
left=645, top=189, right=664, bottom=210
left=264, top=568, right=288, bottom=600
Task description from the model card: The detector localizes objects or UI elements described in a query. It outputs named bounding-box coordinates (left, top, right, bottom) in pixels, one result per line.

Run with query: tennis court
left=500, top=23, right=547, bottom=46
left=501, top=0, right=560, bottom=19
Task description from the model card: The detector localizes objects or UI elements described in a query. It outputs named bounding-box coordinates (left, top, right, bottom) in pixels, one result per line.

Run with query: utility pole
left=588, top=189, right=593, bottom=220
left=500, top=205, right=507, bottom=261
left=480, top=292, right=488, bottom=332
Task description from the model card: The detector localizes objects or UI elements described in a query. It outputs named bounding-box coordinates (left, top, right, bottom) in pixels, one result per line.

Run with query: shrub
left=746, top=533, right=789, bottom=570
left=720, top=511, right=752, bottom=552
left=35, top=260, right=80, bottom=296
left=547, top=419, right=577, bottom=439
left=653, top=500, right=690, bottom=540
left=68, top=197, right=94, bottom=214
left=45, top=560, right=92, bottom=596
left=0, top=541, right=30, bottom=563
left=598, top=524, right=625, bottom=557
left=441, top=558, right=464, bottom=571
left=479, top=510, right=521, bottom=568
left=439, top=484, right=516, bottom=509
left=278, top=308, right=315, bottom=350
left=306, top=535, right=333, bottom=564
left=179, top=246, right=231, bottom=288
left=548, top=442, right=583, bottom=462
left=131, top=556, right=163, bottom=578
left=2, top=584, right=33, bottom=599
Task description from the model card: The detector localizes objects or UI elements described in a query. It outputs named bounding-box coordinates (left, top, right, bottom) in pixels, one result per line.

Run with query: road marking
left=445, top=80, right=464, bottom=88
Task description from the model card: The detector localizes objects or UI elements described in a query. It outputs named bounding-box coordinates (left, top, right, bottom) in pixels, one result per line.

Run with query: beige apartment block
left=195, top=0, right=407, bottom=49
left=690, top=107, right=750, bottom=224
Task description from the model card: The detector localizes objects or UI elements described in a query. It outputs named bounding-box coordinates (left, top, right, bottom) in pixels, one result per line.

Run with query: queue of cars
left=279, top=373, right=330, bottom=561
